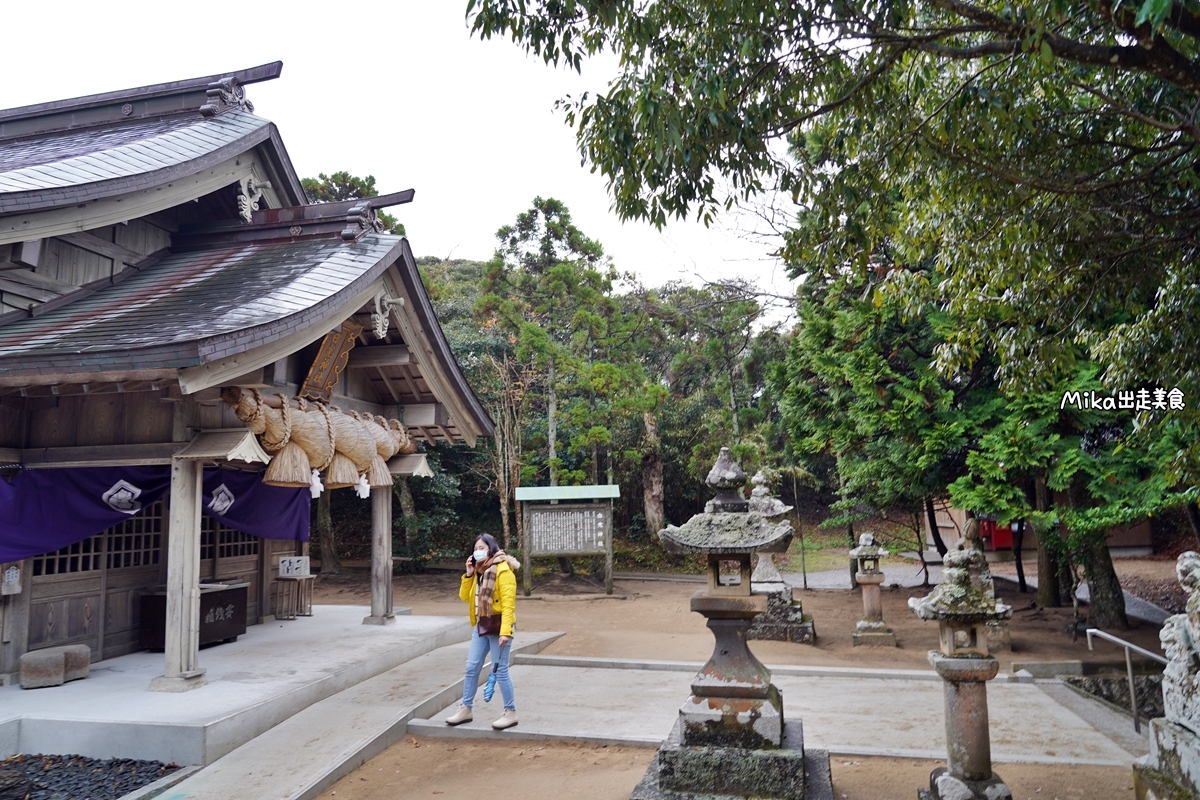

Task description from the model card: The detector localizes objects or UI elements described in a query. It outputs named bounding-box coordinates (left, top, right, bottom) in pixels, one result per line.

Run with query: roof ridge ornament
left=200, top=77, right=254, bottom=118
left=341, top=201, right=386, bottom=242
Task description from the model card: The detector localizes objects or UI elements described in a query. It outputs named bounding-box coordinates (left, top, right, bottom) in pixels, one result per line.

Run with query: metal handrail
left=1086, top=627, right=1167, bottom=734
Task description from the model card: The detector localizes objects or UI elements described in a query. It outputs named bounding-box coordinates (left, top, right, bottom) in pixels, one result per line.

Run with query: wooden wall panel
left=66, top=595, right=98, bottom=639
left=196, top=403, right=223, bottom=430
left=114, top=220, right=169, bottom=258
left=40, top=238, right=113, bottom=286
left=122, top=393, right=173, bottom=443
left=28, top=597, right=100, bottom=650
left=74, top=394, right=123, bottom=447
left=30, top=574, right=100, bottom=602
left=27, top=395, right=175, bottom=448
left=0, top=402, right=23, bottom=448
left=27, top=397, right=78, bottom=448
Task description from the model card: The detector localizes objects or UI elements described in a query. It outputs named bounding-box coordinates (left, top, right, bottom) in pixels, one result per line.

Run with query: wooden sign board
left=525, top=503, right=610, bottom=556
left=520, top=500, right=614, bottom=596
left=300, top=320, right=364, bottom=403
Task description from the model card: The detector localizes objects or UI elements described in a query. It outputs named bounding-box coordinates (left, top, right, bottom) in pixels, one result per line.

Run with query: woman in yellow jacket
left=445, top=533, right=519, bottom=729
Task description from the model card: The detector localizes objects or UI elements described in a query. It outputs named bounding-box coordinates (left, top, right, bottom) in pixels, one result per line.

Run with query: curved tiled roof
left=0, top=110, right=273, bottom=213
left=0, top=235, right=402, bottom=369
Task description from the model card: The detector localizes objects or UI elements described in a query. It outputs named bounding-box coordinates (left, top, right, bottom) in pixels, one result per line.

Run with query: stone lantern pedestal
left=910, top=538, right=1013, bottom=800
left=632, top=449, right=833, bottom=800
left=849, top=532, right=895, bottom=647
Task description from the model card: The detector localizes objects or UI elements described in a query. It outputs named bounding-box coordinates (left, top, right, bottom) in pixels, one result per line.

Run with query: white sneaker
left=492, top=708, right=518, bottom=730
left=445, top=703, right=473, bottom=725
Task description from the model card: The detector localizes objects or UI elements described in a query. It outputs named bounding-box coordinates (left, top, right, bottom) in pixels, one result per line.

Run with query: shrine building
left=0, top=62, right=493, bottom=690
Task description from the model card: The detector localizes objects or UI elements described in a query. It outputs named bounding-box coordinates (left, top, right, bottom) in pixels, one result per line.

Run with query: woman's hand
left=464, top=556, right=475, bottom=576
left=498, top=635, right=510, bottom=646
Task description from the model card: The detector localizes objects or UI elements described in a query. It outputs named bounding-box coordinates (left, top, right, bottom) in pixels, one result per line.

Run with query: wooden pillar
left=149, top=458, right=207, bottom=692
left=604, top=499, right=614, bottom=595
left=363, top=486, right=395, bottom=625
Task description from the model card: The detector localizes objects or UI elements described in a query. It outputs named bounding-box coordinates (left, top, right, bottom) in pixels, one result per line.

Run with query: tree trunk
left=1013, top=519, right=1027, bottom=593
left=729, top=379, right=740, bottom=438
left=396, top=477, right=415, bottom=549
left=547, top=356, right=558, bottom=487
left=642, top=412, right=665, bottom=538
left=924, top=497, right=948, bottom=558
left=495, top=429, right=511, bottom=550
left=316, top=490, right=338, bottom=575
left=1185, top=502, right=1200, bottom=549
left=1063, top=480, right=1129, bottom=630
left=1082, top=532, right=1129, bottom=629
left=1034, top=476, right=1061, bottom=608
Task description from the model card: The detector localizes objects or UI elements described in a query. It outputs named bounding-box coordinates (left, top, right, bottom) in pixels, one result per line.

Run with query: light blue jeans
left=462, top=627, right=515, bottom=710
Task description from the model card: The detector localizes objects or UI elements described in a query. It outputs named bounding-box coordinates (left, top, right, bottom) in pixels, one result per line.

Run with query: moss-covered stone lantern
left=630, top=448, right=833, bottom=800
left=909, top=537, right=1013, bottom=800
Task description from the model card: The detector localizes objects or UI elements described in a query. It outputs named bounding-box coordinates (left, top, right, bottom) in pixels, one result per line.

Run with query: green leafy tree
left=770, top=264, right=1001, bottom=578
left=475, top=197, right=612, bottom=487
left=464, top=0, right=1200, bottom=488
left=947, top=365, right=1193, bottom=627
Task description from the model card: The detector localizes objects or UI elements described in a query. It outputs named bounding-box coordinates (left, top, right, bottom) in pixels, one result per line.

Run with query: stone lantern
left=746, top=470, right=816, bottom=645
left=909, top=538, right=1013, bottom=800
left=631, top=448, right=833, bottom=800
left=849, top=532, right=895, bottom=647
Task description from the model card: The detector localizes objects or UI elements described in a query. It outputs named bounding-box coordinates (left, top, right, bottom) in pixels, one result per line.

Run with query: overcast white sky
left=2, top=2, right=795, bottom=301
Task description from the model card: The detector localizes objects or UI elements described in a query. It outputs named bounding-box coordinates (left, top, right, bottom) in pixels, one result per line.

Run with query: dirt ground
left=313, top=739, right=1136, bottom=800
left=312, top=566, right=1165, bottom=800
left=312, top=568, right=1167, bottom=671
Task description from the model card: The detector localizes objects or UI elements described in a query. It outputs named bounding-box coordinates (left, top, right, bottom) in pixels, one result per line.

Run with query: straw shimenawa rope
left=222, top=387, right=414, bottom=489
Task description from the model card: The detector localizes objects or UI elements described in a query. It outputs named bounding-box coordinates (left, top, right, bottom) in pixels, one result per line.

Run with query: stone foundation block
left=852, top=629, right=897, bottom=647
left=917, top=766, right=1012, bottom=800
left=631, top=718, right=834, bottom=800
left=680, top=686, right=783, bottom=749
left=747, top=588, right=817, bottom=644
left=18, top=644, right=90, bottom=689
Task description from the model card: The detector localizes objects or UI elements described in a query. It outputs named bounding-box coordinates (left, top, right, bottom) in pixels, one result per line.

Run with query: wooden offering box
left=140, top=583, right=249, bottom=651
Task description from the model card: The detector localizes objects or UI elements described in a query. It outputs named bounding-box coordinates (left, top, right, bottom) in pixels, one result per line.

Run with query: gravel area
left=0, top=754, right=180, bottom=800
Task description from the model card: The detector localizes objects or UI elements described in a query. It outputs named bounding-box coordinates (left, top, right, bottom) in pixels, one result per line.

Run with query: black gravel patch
left=0, top=754, right=181, bottom=800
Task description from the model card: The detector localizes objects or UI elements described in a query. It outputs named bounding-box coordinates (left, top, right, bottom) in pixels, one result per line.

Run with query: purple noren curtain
left=0, top=466, right=310, bottom=564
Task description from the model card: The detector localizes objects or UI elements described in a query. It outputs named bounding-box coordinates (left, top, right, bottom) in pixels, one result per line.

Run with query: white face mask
left=473, top=549, right=489, bottom=563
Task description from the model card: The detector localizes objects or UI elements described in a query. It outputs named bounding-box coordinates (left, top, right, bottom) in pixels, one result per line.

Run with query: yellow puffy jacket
left=459, top=556, right=518, bottom=637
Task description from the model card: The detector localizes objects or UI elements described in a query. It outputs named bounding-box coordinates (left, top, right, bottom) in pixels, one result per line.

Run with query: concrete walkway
left=157, top=632, right=564, bottom=800
left=0, top=606, right=466, bottom=766
left=408, top=654, right=1146, bottom=768
left=140, top=628, right=1152, bottom=800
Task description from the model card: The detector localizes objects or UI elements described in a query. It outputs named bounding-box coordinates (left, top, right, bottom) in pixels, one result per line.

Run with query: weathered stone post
left=850, top=532, right=895, bottom=646
left=910, top=539, right=1013, bottom=800
left=1134, top=551, right=1200, bottom=799
left=631, top=449, right=833, bottom=800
